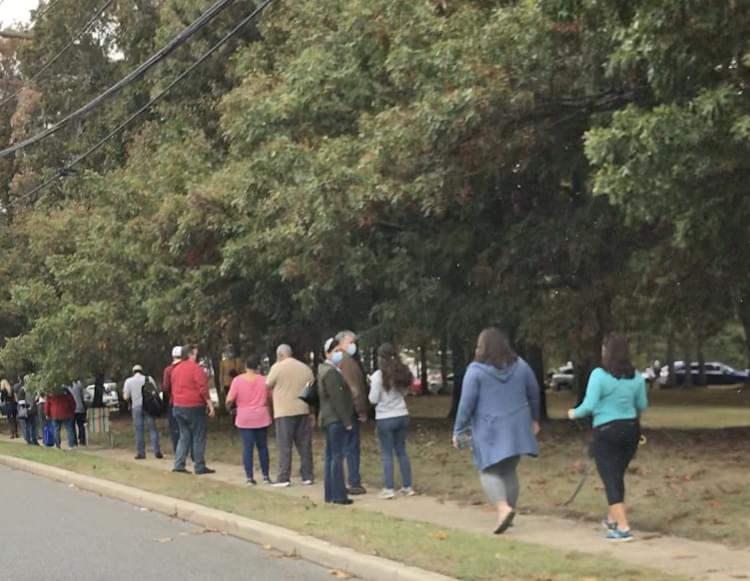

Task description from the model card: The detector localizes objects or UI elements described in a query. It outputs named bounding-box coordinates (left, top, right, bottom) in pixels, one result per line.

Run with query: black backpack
left=141, top=377, right=165, bottom=417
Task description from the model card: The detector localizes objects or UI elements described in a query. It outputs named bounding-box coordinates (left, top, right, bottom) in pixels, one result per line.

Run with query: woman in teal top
left=568, top=334, right=647, bottom=542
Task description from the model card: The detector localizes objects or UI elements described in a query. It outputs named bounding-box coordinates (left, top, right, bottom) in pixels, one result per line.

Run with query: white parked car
left=83, top=380, right=120, bottom=408
left=548, top=363, right=575, bottom=391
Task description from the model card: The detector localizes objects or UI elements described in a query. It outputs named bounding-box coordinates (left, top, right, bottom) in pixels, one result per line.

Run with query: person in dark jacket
left=452, top=328, right=540, bottom=534
left=44, top=388, right=77, bottom=449
left=18, top=380, right=39, bottom=445
left=1, top=379, right=19, bottom=439
left=318, top=338, right=355, bottom=505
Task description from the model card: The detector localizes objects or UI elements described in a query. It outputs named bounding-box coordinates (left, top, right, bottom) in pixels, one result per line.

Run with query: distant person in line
left=67, top=380, right=87, bottom=446
left=318, top=338, right=355, bottom=505
left=44, top=387, right=77, bottom=449
left=18, top=379, right=39, bottom=445
left=568, top=333, right=648, bottom=542
left=266, top=344, right=316, bottom=487
left=226, top=355, right=273, bottom=485
left=123, top=365, right=163, bottom=460
left=368, top=343, right=415, bottom=500
left=171, top=345, right=216, bottom=475
left=92, top=373, right=105, bottom=408
left=335, top=330, right=369, bottom=495
left=162, top=346, right=184, bottom=456
left=1, top=379, right=19, bottom=439
left=452, top=327, right=540, bottom=534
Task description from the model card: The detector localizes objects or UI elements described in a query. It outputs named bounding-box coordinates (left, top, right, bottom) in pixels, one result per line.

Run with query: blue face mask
left=331, top=351, right=344, bottom=365
left=346, top=343, right=357, bottom=357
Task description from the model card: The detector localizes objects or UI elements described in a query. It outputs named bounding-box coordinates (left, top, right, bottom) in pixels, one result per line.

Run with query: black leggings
left=592, top=420, right=640, bottom=505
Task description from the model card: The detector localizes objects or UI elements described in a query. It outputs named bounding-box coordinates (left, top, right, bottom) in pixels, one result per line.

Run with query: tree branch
left=0, top=29, right=33, bottom=40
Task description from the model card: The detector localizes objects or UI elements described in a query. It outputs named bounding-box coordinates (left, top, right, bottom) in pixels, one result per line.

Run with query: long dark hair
left=601, top=333, right=635, bottom=379
left=378, top=343, right=413, bottom=392
left=474, top=327, right=517, bottom=369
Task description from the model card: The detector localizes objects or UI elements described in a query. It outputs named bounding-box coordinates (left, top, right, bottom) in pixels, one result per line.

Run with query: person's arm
left=569, top=369, right=603, bottom=419
left=452, top=367, right=479, bottom=438
left=123, top=380, right=131, bottom=401
left=523, top=361, right=541, bottom=422
left=635, top=376, right=648, bottom=414
left=266, top=364, right=278, bottom=390
left=368, top=372, right=382, bottom=406
left=325, top=373, right=353, bottom=429
left=162, top=367, right=172, bottom=397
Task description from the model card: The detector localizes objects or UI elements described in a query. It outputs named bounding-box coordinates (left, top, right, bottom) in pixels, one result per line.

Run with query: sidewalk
left=83, top=446, right=750, bottom=581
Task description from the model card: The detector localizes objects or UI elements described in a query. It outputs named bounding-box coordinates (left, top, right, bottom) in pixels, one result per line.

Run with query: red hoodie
left=171, top=359, right=210, bottom=407
left=45, top=392, right=75, bottom=420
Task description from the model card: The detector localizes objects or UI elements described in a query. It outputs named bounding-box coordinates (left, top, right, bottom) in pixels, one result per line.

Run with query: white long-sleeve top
left=368, top=370, right=409, bottom=420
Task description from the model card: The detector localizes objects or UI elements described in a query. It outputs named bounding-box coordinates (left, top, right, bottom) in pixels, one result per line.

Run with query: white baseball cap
left=171, top=346, right=182, bottom=358
left=132, top=365, right=143, bottom=373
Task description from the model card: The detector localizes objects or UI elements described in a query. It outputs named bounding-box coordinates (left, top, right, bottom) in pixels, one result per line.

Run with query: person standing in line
left=452, top=327, right=540, bottom=534
left=1, top=379, right=19, bottom=439
left=123, top=365, right=163, bottom=460
left=266, top=344, right=316, bottom=487
left=335, top=330, right=368, bottom=495
left=162, top=346, right=184, bottom=456
left=92, top=373, right=105, bottom=408
left=318, top=338, right=354, bottom=505
left=171, top=345, right=216, bottom=475
left=568, top=333, right=648, bottom=542
left=67, top=380, right=86, bottom=446
left=18, top=379, right=39, bottom=445
left=226, top=355, right=273, bottom=485
left=44, top=387, right=77, bottom=449
left=369, top=343, right=416, bottom=500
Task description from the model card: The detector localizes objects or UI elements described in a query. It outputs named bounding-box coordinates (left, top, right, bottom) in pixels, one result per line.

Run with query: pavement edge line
left=0, top=454, right=455, bottom=581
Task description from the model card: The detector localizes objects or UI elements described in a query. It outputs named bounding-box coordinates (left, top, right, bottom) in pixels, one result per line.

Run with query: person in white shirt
left=368, top=343, right=416, bottom=500
left=123, top=365, right=163, bottom=460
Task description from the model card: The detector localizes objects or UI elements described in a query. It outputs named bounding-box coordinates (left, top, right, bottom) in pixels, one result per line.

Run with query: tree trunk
left=448, top=336, right=467, bottom=420
left=696, top=335, right=706, bottom=387
left=440, top=335, right=448, bottom=395
left=683, top=343, right=693, bottom=388
left=525, top=343, right=548, bottom=421
left=419, top=343, right=429, bottom=395
left=666, top=331, right=676, bottom=387
left=737, top=294, right=750, bottom=368
left=210, top=354, right=226, bottom=414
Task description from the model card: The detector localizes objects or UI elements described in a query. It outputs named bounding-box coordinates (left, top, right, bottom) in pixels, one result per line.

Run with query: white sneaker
left=272, top=481, right=291, bottom=488
left=400, top=487, right=416, bottom=497
left=301, top=480, right=314, bottom=486
left=378, top=489, right=395, bottom=500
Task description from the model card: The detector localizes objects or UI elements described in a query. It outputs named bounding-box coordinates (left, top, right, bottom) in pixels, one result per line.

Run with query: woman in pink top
left=226, top=355, right=273, bottom=485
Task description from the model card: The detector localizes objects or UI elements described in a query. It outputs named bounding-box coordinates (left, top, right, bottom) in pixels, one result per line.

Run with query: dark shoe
left=247, top=478, right=258, bottom=486
left=134, top=454, right=146, bottom=460
left=195, top=467, right=216, bottom=475
left=494, top=510, right=516, bottom=535
left=332, top=499, right=354, bottom=505
left=155, top=452, right=164, bottom=459
left=172, top=468, right=190, bottom=474
left=348, top=486, right=367, bottom=495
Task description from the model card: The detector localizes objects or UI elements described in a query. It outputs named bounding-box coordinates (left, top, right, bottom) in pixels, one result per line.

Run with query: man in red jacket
left=44, top=388, right=77, bottom=449
left=171, top=344, right=216, bottom=475
left=162, top=345, right=184, bottom=455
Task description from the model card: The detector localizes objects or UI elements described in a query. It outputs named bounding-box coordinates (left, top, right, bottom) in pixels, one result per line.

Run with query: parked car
left=657, top=361, right=749, bottom=387
left=83, top=380, right=120, bottom=408
left=548, top=363, right=574, bottom=391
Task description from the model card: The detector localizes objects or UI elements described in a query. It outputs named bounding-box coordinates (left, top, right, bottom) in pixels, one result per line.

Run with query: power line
left=0, top=0, right=238, bottom=160
left=8, top=0, right=276, bottom=209
left=0, top=0, right=115, bottom=110
left=34, top=0, right=63, bottom=21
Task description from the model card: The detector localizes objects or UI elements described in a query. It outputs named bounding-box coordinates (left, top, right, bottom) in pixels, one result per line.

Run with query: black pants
left=592, top=419, right=640, bottom=505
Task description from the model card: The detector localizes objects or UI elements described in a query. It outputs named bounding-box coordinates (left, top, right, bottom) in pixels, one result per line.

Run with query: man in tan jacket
left=267, top=344, right=316, bottom=487
left=336, top=330, right=369, bottom=495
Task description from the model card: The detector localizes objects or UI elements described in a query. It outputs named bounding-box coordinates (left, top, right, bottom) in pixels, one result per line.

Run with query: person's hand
left=532, top=420, right=540, bottom=435
left=207, top=403, right=216, bottom=418
left=567, top=408, right=576, bottom=420
left=345, top=424, right=353, bottom=431
left=308, top=413, right=316, bottom=430
left=358, top=413, right=368, bottom=424
left=451, top=435, right=459, bottom=449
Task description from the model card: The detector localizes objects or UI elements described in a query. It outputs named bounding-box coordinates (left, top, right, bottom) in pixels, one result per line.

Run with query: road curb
left=0, top=455, right=455, bottom=581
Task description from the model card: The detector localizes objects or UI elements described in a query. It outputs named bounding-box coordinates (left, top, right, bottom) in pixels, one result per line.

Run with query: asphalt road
left=0, top=465, right=337, bottom=581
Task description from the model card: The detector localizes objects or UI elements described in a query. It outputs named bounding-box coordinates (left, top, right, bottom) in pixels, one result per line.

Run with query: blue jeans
left=376, top=415, right=412, bottom=490
left=344, top=414, right=362, bottom=487
left=173, top=406, right=207, bottom=472
left=324, top=421, right=348, bottom=502
left=74, top=412, right=86, bottom=446
left=23, top=416, right=38, bottom=445
left=53, top=419, right=76, bottom=448
left=239, top=427, right=270, bottom=480
left=132, top=407, right=161, bottom=457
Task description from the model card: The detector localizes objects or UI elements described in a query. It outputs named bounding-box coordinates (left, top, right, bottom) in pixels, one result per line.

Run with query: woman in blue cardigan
left=452, top=328, right=540, bottom=534
left=568, top=333, right=647, bottom=542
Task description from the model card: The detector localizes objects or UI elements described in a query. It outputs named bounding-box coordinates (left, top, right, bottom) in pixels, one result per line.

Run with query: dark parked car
left=658, top=361, right=749, bottom=387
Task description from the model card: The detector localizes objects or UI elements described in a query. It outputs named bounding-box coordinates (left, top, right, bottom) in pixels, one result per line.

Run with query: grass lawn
left=0, top=442, right=677, bottom=581
left=85, top=387, right=750, bottom=547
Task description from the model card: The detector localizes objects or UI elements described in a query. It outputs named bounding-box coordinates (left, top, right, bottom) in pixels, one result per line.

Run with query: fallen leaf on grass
left=329, top=570, right=351, bottom=579
left=153, top=537, right=173, bottom=544
left=430, top=531, right=449, bottom=541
